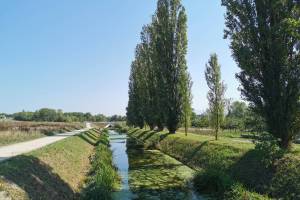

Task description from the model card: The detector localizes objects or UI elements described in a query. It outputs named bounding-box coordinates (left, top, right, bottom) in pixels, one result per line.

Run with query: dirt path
left=0, top=128, right=89, bottom=162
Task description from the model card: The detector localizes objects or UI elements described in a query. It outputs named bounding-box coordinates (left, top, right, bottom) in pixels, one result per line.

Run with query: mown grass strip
left=0, top=129, right=100, bottom=200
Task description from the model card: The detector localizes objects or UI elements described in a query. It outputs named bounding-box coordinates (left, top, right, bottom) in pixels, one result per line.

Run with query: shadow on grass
left=159, top=132, right=171, bottom=142
left=229, top=149, right=272, bottom=193
left=184, top=141, right=209, bottom=163
left=85, top=131, right=98, bottom=141
left=135, top=130, right=152, bottom=140
left=141, top=131, right=157, bottom=142
left=77, top=132, right=97, bottom=146
left=128, top=129, right=139, bottom=135
left=0, top=155, right=75, bottom=200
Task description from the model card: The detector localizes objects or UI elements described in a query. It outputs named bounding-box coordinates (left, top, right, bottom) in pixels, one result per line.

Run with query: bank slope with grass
left=0, top=129, right=100, bottom=200
left=81, top=130, right=120, bottom=200
left=128, top=128, right=300, bottom=199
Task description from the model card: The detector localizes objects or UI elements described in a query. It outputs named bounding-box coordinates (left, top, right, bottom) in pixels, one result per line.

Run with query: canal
left=108, top=130, right=205, bottom=200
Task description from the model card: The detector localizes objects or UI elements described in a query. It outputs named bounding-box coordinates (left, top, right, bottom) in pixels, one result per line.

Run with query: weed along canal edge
left=108, top=130, right=206, bottom=200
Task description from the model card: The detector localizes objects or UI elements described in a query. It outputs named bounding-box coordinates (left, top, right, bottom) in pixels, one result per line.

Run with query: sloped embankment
left=128, top=128, right=300, bottom=199
left=0, top=129, right=100, bottom=200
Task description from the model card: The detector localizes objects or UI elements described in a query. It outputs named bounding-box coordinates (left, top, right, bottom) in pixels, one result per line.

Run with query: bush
left=225, top=184, right=270, bottom=200
left=254, top=134, right=284, bottom=168
left=193, top=169, right=234, bottom=197
left=269, top=155, right=300, bottom=199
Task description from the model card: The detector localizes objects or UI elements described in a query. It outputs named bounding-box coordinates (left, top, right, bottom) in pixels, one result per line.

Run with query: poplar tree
left=126, top=50, right=144, bottom=129
left=153, top=0, right=190, bottom=133
left=182, top=73, right=193, bottom=136
left=139, top=25, right=157, bottom=130
left=205, top=54, right=226, bottom=140
left=222, top=0, right=300, bottom=149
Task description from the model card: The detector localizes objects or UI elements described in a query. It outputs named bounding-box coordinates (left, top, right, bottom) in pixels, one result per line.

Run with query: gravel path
left=0, top=128, right=90, bottom=162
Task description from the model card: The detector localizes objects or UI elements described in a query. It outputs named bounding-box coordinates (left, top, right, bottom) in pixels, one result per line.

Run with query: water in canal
left=108, top=130, right=205, bottom=200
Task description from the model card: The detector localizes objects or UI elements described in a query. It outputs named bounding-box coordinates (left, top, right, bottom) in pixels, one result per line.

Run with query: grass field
left=0, top=129, right=100, bottom=200
left=128, top=128, right=300, bottom=199
left=0, top=121, right=84, bottom=147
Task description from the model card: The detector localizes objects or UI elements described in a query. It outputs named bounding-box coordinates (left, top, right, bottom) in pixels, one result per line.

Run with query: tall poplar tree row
left=139, top=25, right=157, bottom=130
left=126, top=57, right=144, bottom=129
left=153, top=0, right=190, bottom=133
left=126, top=0, right=191, bottom=134
left=222, top=0, right=300, bottom=149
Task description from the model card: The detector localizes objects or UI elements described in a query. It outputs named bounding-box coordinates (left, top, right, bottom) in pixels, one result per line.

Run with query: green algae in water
left=127, top=148, right=201, bottom=200
left=110, top=131, right=205, bottom=200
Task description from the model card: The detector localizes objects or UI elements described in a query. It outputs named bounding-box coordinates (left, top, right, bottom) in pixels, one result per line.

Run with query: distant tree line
left=192, top=100, right=266, bottom=134
left=10, top=108, right=126, bottom=122
left=126, top=0, right=192, bottom=134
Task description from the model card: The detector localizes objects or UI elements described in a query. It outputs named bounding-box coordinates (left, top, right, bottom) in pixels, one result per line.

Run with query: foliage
left=269, top=155, right=300, bottom=199
left=223, top=101, right=247, bottom=130
left=222, top=0, right=300, bottom=149
left=243, top=109, right=266, bottom=133
left=205, top=53, right=226, bottom=140
left=11, top=109, right=124, bottom=123
left=225, top=184, right=270, bottom=200
left=126, top=0, right=191, bottom=133
left=82, top=133, right=119, bottom=200
left=191, top=111, right=209, bottom=128
left=126, top=58, right=145, bottom=128
left=254, top=134, right=285, bottom=168
left=193, top=169, right=233, bottom=197
left=128, top=128, right=300, bottom=199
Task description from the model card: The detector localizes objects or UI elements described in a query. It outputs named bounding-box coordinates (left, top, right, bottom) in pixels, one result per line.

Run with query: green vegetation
left=0, top=131, right=44, bottom=147
left=126, top=0, right=191, bottom=133
left=10, top=108, right=125, bottom=123
left=0, top=121, right=83, bottom=146
left=0, top=129, right=99, bottom=200
left=126, top=147, right=197, bottom=199
left=128, top=128, right=300, bottom=199
left=222, top=0, right=300, bottom=149
left=82, top=130, right=120, bottom=200
left=205, top=54, right=226, bottom=140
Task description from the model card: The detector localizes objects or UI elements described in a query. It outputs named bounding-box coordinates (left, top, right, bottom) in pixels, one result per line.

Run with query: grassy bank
left=81, top=130, right=120, bottom=200
left=128, top=128, right=300, bottom=199
left=0, top=129, right=99, bottom=200
left=0, top=121, right=84, bottom=147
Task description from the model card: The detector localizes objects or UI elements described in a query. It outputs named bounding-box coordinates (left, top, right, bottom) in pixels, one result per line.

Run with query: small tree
left=205, top=54, right=226, bottom=140
left=182, top=74, right=193, bottom=136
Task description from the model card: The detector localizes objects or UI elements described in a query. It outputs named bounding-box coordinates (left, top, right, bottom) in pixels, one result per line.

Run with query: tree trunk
left=279, top=133, right=292, bottom=150
left=185, top=115, right=188, bottom=136
left=157, top=123, right=164, bottom=132
left=168, top=123, right=177, bottom=134
left=149, top=124, right=155, bottom=130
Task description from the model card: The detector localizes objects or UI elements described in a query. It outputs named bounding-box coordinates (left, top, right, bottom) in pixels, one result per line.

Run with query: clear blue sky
left=0, top=0, right=241, bottom=116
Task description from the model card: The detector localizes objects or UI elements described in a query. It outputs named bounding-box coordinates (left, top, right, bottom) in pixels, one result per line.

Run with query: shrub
left=193, top=169, right=233, bottom=197
left=254, top=134, right=284, bottom=168
left=225, top=184, right=270, bottom=200
left=269, top=155, right=300, bottom=200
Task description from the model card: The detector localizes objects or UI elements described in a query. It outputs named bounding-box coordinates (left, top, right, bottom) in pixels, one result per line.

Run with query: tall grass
left=0, top=121, right=83, bottom=132
left=82, top=131, right=119, bottom=200
left=0, top=121, right=84, bottom=146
